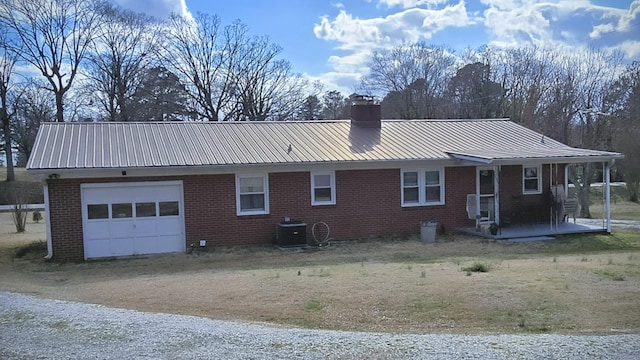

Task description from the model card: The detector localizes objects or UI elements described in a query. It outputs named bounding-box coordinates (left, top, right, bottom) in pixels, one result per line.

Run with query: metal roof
left=26, top=119, right=623, bottom=171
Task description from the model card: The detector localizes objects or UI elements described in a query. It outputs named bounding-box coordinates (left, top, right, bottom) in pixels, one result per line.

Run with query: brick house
left=27, top=101, right=623, bottom=261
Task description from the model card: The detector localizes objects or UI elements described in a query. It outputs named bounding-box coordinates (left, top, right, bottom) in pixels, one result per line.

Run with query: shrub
left=462, top=262, right=491, bottom=273
left=32, top=210, right=42, bottom=223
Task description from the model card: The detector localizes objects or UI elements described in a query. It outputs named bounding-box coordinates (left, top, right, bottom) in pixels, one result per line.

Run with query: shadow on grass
left=13, top=240, right=47, bottom=259
left=547, top=232, right=640, bottom=253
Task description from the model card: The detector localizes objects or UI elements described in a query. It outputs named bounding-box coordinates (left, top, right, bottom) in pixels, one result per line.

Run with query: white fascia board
left=27, top=159, right=462, bottom=179
left=491, top=155, right=624, bottom=166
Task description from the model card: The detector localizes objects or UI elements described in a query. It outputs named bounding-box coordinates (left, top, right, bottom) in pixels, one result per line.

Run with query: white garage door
left=81, top=181, right=185, bottom=259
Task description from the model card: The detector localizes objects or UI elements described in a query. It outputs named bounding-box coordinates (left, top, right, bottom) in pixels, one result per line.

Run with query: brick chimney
left=350, top=95, right=381, bottom=128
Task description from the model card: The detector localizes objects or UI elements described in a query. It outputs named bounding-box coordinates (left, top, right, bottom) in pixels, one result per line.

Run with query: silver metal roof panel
left=26, top=120, right=623, bottom=171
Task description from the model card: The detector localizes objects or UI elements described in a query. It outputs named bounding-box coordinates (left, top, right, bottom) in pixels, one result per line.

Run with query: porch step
left=510, top=236, right=556, bottom=243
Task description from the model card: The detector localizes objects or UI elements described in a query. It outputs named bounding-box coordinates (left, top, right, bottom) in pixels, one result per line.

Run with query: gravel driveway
left=1, top=292, right=639, bottom=359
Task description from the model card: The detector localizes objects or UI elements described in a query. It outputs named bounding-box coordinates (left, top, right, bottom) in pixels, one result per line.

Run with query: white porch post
left=493, top=165, right=500, bottom=227
left=552, top=163, right=558, bottom=230
left=605, top=161, right=612, bottom=233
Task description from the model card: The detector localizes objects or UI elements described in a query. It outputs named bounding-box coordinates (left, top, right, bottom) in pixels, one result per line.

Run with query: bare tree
left=362, top=42, right=456, bottom=119
left=85, top=2, right=161, bottom=121
left=163, top=13, right=307, bottom=122
left=0, top=29, right=19, bottom=181
left=609, top=62, right=640, bottom=202
left=12, top=82, right=56, bottom=165
left=163, top=13, right=237, bottom=121
left=566, top=49, right=623, bottom=217
left=231, top=34, right=306, bottom=121
left=445, top=62, right=505, bottom=119
left=0, top=0, right=100, bottom=122
left=487, top=46, right=560, bottom=130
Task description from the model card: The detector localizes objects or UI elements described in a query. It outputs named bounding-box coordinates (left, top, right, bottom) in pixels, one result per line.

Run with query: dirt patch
left=1, top=213, right=639, bottom=335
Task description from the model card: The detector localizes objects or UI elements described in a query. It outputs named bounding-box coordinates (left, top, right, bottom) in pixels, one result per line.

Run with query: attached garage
left=81, top=181, right=185, bottom=259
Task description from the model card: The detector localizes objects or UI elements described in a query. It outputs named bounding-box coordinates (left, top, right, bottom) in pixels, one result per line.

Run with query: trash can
left=420, top=221, right=438, bottom=243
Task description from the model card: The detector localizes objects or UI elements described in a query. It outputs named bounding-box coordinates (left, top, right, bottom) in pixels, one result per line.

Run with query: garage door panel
left=82, top=181, right=184, bottom=259
left=110, top=238, right=135, bottom=256
left=110, top=221, right=135, bottom=239
left=134, top=187, right=164, bottom=202
left=158, top=235, right=183, bottom=252
left=134, top=220, right=158, bottom=236
left=85, top=222, right=111, bottom=240
left=85, top=239, right=111, bottom=258
left=155, top=186, right=181, bottom=201
left=84, top=188, right=111, bottom=203
left=157, top=217, right=182, bottom=235
left=133, top=237, right=157, bottom=255
left=110, top=190, right=134, bottom=203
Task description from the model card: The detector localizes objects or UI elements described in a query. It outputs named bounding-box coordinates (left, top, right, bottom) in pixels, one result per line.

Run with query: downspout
left=564, top=165, right=569, bottom=198
left=43, top=181, right=53, bottom=260
left=605, top=161, right=612, bottom=233
left=493, top=165, right=500, bottom=229
left=552, top=163, right=558, bottom=231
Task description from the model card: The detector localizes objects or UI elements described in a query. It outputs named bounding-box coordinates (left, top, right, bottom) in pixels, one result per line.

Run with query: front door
left=477, top=168, right=495, bottom=222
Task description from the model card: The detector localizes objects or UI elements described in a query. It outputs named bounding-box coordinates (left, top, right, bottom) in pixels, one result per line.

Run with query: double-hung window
left=236, top=174, right=269, bottom=215
left=523, top=165, right=541, bottom=194
left=311, top=171, right=336, bottom=205
left=402, top=169, right=444, bottom=206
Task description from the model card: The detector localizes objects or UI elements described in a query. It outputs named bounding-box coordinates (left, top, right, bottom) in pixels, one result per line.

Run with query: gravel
left=1, top=291, right=639, bottom=359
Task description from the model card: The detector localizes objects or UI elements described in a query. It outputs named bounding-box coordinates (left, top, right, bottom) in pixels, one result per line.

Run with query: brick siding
left=46, top=164, right=564, bottom=262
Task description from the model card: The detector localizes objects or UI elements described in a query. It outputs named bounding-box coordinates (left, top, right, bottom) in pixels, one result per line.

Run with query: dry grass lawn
left=1, top=212, right=639, bottom=335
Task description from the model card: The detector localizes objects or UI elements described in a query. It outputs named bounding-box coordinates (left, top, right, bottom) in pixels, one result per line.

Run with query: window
left=236, top=174, right=269, bottom=215
left=523, top=165, right=541, bottom=194
left=136, top=202, right=157, bottom=217
left=311, top=171, right=335, bottom=205
left=159, top=201, right=180, bottom=216
left=112, top=203, right=132, bottom=218
left=402, top=169, right=444, bottom=206
left=402, top=171, right=420, bottom=204
left=87, top=204, right=109, bottom=219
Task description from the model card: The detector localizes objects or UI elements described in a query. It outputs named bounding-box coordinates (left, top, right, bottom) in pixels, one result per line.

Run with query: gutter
left=43, top=182, right=53, bottom=260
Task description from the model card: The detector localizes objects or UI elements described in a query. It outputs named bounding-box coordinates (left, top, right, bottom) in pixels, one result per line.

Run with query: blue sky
left=114, top=0, right=640, bottom=94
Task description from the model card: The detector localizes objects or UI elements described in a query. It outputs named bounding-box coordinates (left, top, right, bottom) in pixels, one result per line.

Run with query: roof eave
left=26, top=158, right=461, bottom=179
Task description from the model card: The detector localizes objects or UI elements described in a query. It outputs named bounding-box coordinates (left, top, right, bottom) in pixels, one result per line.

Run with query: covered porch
left=447, top=146, right=623, bottom=239
left=459, top=220, right=607, bottom=240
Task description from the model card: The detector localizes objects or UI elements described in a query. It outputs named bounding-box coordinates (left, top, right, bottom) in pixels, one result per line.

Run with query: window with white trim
left=236, top=174, right=269, bottom=215
left=523, top=165, right=541, bottom=194
left=311, top=171, right=335, bottom=205
left=402, top=169, right=445, bottom=206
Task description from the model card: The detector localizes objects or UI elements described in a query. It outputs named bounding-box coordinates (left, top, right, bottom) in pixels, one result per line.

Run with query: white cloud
left=376, top=0, right=449, bottom=9
left=614, top=40, right=640, bottom=59
left=481, top=0, right=558, bottom=47
left=481, top=0, right=640, bottom=53
left=327, top=51, right=375, bottom=73
left=314, top=10, right=386, bottom=51
left=590, top=23, right=616, bottom=39
left=616, top=0, right=640, bottom=34
left=303, top=71, right=362, bottom=96
left=315, top=1, right=471, bottom=50
left=111, top=0, right=190, bottom=20
left=314, top=0, right=472, bottom=80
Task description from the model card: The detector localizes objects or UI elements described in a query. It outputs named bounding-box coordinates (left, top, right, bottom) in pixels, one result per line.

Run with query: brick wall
left=47, top=179, right=84, bottom=262
left=498, top=164, right=565, bottom=225
left=46, top=164, right=563, bottom=261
